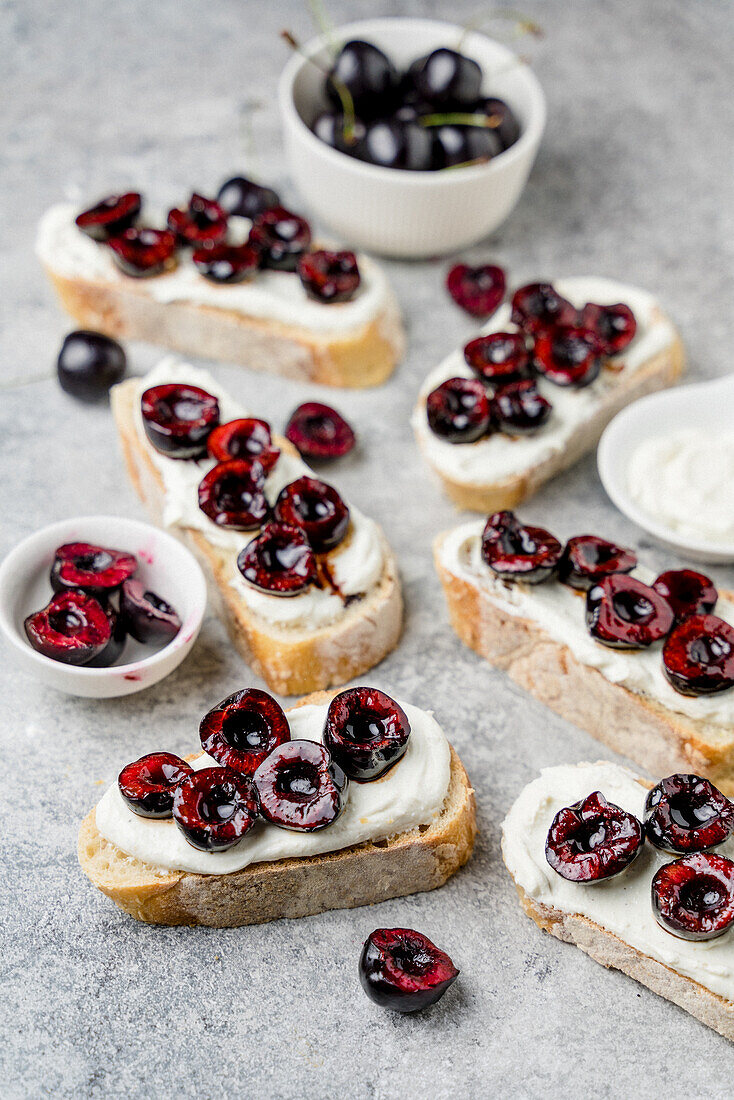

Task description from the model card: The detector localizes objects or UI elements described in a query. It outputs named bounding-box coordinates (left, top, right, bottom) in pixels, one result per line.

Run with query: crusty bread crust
left=112, top=378, right=403, bottom=695
left=46, top=267, right=405, bottom=388
left=435, top=535, right=734, bottom=796
left=416, top=332, right=685, bottom=512
left=78, top=692, right=477, bottom=926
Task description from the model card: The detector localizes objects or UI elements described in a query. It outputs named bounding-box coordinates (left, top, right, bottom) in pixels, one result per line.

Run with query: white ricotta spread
left=502, top=761, right=734, bottom=1003
left=627, top=428, right=734, bottom=546
left=439, top=520, right=734, bottom=732
left=36, top=203, right=392, bottom=336
left=134, top=359, right=385, bottom=629
left=95, top=699, right=452, bottom=874
left=412, top=277, right=676, bottom=485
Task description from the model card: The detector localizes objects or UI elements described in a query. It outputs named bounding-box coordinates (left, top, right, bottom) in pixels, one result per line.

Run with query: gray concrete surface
left=2, top=1, right=733, bottom=1095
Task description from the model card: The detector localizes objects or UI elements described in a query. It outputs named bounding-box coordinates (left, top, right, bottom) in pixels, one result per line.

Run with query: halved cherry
left=579, top=302, right=637, bottom=356
left=141, top=383, right=220, bottom=458
left=274, top=477, right=349, bottom=553
left=248, top=206, right=312, bottom=271
left=359, top=928, right=459, bottom=1013
left=24, top=589, right=112, bottom=665
left=652, top=853, right=734, bottom=941
left=285, top=402, right=356, bottom=461
left=426, top=377, right=492, bottom=444
left=510, top=282, right=576, bottom=335
left=298, top=250, right=361, bottom=303
left=200, top=688, right=291, bottom=776
left=120, top=579, right=181, bottom=645
left=493, top=380, right=552, bottom=435
left=545, top=791, right=644, bottom=882
left=118, top=752, right=193, bottom=818
left=192, top=242, right=260, bottom=283
left=253, top=739, right=348, bottom=831
left=653, top=569, right=718, bottom=623
left=75, top=192, right=141, bottom=241
left=534, top=324, right=602, bottom=387
left=167, top=193, right=228, bottom=247
left=324, top=687, right=411, bottom=781
left=558, top=535, right=637, bottom=592
left=50, top=541, right=137, bottom=599
left=207, top=418, right=280, bottom=471
left=481, top=510, right=562, bottom=584
left=662, top=614, right=734, bottom=696
left=644, top=774, right=734, bottom=854
left=586, top=574, right=674, bottom=649
left=237, top=522, right=316, bottom=596
left=108, top=227, right=177, bottom=277
left=446, top=263, right=505, bottom=318
left=463, top=332, right=530, bottom=387
left=172, top=767, right=259, bottom=851
left=198, top=459, right=270, bottom=530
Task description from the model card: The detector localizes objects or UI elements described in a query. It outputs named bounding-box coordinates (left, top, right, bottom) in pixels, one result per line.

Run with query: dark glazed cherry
left=208, top=418, right=278, bottom=468
left=653, top=570, right=718, bottom=623
left=75, top=192, right=141, bottom=241
left=586, top=574, right=674, bottom=649
left=248, top=207, right=311, bottom=272
left=662, top=614, right=734, bottom=696
left=545, top=791, right=644, bottom=883
left=324, top=687, right=411, bottom=781
left=579, top=302, right=637, bottom=356
left=511, top=283, right=576, bottom=335
left=200, top=688, right=291, bottom=776
left=118, top=752, right=193, bottom=818
left=652, top=853, right=734, bottom=941
left=493, top=380, right=552, bottom=435
left=326, top=40, right=398, bottom=118
left=644, top=774, right=734, bottom=854
left=414, top=48, right=482, bottom=108
left=426, top=377, right=492, bottom=444
left=558, top=535, right=637, bottom=592
left=534, top=325, right=602, bottom=387
left=446, top=263, right=506, bottom=318
left=285, top=402, right=356, bottom=461
left=360, top=118, right=435, bottom=171
left=475, top=96, right=521, bottom=149
left=192, top=242, right=260, bottom=284
left=298, top=250, right=361, bottom=303
left=216, top=176, right=280, bottom=219
left=237, top=522, right=316, bottom=596
left=24, top=589, right=112, bottom=665
left=274, top=477, right=350, bottom=553
left=481, top=511, right=562, bottom=584
left=198, top=459, right=270, bottom=530
left=141, top=383, right=220, bottom=459
left=359, top=928, right=459, bottom=1013
left=167, top=193, right=228, bottom=247
left=51, top=542, right=137, bottom=599
left=432, top=124, right=502, bottom=167
left=464, top=332, right=529, bottom=386
left=108, top=227, right=177, bottom=277
left=253, top=740, right=348, bottom=831
left=172, top=767, right=259, bottom=851
left=57, top=330, right=126, bottom=401
left=120, top=579, right=182, bottom=645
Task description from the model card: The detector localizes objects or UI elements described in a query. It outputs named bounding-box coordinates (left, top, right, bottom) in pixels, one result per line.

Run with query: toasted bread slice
left=435, top=530, right=734, bottom=796
left=502, top=763, right=734, bottom=1041
left=111, top=376, right=403, bottom=696
left=78, top=693, right=477, bottom=926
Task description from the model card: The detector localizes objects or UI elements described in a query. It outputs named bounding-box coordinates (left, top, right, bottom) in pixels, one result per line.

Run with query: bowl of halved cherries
left=0, top=515, right=206, bottom=697
left=278, top=17, right=545, bottom=257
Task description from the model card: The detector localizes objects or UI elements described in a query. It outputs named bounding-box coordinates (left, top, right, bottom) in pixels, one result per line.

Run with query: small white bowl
left=0, top=515, right=207, bottom=698
left=598, top=374, right=734, bottom=563
left=278, top=17, right=546, bottom=258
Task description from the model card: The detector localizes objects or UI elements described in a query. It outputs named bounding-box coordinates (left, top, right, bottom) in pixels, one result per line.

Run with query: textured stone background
left=2, top=1, right=733, bottom=1096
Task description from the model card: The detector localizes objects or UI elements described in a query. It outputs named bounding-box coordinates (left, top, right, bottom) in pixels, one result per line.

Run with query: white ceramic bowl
left=598, top=374, right=734, bottom=563
left=278, top=18, right=546, bottom=258
left=0, top=515, right=207, bottom=697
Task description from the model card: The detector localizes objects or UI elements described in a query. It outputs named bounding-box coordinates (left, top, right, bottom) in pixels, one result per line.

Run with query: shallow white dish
left=598, top=374, right=734, bottom=563
left=278, top=17, right=546, bottom=258
left=0, top=515, right=207, bottom=697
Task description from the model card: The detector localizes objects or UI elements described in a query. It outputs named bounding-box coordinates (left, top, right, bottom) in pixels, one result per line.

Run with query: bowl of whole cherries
left=278, top=17, right=546, bottom=257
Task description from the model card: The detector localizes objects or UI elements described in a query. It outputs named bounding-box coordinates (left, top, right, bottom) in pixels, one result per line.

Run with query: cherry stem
left=419, top=112, right=502, bottom=128
left=280, top=29, right=358, bottom=146
left=457, top=8, right=543, bottom=52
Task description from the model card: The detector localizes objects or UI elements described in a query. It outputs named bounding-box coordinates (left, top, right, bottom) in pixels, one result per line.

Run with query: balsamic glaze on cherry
left=545, top=791, right=644, bottom=882
left=118, top=752, right=193, bottom=818
left=662, top=614, right=734, bottom=696
left=248, top=207, right=312, bottom=271
left=172, top=767, right=259, bottom=851
left=108, top=227, right=178, bottom=277
left=579, top=301, right=637, bottom=356
left=558, top=535, right=637, bottom=592
left=167, top=193, right=228, bottom=247
left=511, top=283, right=576, bottom=335
left=207, top=418, right=280, bottom=471
left=237, top=522, right=316, bottom=597
left=533, top=324, right=602, bottom=387
left=464, top=331, right=529, bottom=386
left=24, top=589, right=112, bottom=666
left=216, top=176, right=280, bottom=220
left=586, top=574, right=674, bottom=649
left=324, top=687, right=411, bottom=781
left=75, top=192, right=142, bottom=241
left=426, top=377, right=492, bottom=444
left=653, top=570, right=718, bottom=623
left=141, top=383, right=220, bottom=459
left=644, top=774, right=734, bottom=854
left=50, top=542, right=137, bottom=600
left=359, top=928, right=459, bottom=1013
left=493, top=380, right=551, bottom=435
left=274, top=477, right=349, bottom=553
left=120, top=579, right=182, bottom=645
left=198, top=459, right=270, bottom=530
left=57, top=331, right=126, bottom=401
left=446, top=263, right=506, bottom=318
left=200, top=688, right=291, bottom=776
left=192, top=242, right=260, bottom=284
left=652, top=853, right=734, bottom=941
left=253, top=740, right=348, bottom=831
left=298, top=250, right=361, bottom=303
left=481, top=510, right=562, bottom=584
left=285, top=402, right=356, bottom=461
